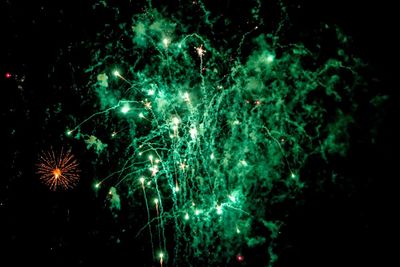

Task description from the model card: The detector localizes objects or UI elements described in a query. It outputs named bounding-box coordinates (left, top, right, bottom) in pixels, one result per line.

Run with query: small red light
left=5, top=72, right=12, bottom=79
left=236, top=254, right=244, bottom=262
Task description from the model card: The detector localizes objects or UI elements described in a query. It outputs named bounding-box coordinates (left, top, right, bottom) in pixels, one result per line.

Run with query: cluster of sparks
left=36, top=148, right=80, bottom=191
left=63, top=1, right=362, bottom=266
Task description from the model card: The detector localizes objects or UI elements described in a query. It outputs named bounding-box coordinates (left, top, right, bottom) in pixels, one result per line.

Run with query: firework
left=65, top=2, right=364, bottom=265
left=36, top=147, right=80, bottom=191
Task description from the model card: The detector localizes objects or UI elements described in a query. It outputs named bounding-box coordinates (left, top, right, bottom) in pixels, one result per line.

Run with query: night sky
left=1, top=0, right=396, bottom=266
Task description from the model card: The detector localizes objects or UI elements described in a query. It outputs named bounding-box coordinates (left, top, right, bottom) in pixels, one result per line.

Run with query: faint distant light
left=5, top=72, right=12, bottom=79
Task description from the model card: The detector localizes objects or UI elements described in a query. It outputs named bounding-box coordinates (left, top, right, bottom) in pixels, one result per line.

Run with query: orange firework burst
left=36, top=147, right=80, bottom=191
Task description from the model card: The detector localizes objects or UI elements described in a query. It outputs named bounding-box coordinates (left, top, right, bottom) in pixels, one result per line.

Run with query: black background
left=1, top=0, right=396, bottom=266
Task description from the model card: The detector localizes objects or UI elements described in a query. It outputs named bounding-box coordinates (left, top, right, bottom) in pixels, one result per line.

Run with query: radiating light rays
left=36, top=147, right=80, bottom=191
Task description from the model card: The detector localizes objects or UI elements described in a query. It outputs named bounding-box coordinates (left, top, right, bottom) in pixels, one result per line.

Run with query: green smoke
left=72, top=1, right=363, bottom=266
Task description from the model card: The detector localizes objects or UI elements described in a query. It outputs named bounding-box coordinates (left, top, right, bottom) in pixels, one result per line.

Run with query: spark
left=144, top=100, right=152, bottom=109
left=183, top=92, right=190, bottom=102
left=179, top=162, right=186, bottom=170
left=121, top=103, right=131, bottom=114
left=162, top=37, right=171, bottom=48
left=190, top=127, right=197, bottom=139
left=113, top=70, right=131, bottom=84
left=216, top=204, right=223, bottom=215
left=154, top=198, right=159, bottom=217
left=266, top=54, right=274, bottom=63
left=36, top=148, right=80, bottom=191
left=195, top=44, right=206, bottom=58
left=159, top=252, right=164, bottom=267
left=172, top=117, right=180, bottom=125
left=150, top=165, right=159, bottom=176
left=240, top=160, right=248, bottom=166
left=236, top=254, right=244, bottom=262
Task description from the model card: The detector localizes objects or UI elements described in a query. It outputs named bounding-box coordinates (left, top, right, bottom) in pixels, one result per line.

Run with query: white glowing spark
left=172, top=117, right=180, bottom=125
left=195, top=44, right=206, bottom=57
left=179, top=162, right=186, bottom=170
left=121, top=104, right=130, bottom=114
left=240, top=160, right=248, bottom=166
left=190, top=127, right=197, bottom=139
left=150, top=165, right=159, bottom=176
left=216, top=205, right=223, bottom=215
left=183, top=92, right=190, bottom=102
left=144, top=100, right=152, bottom=109
left=162, top=37, right=171, bottom=47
